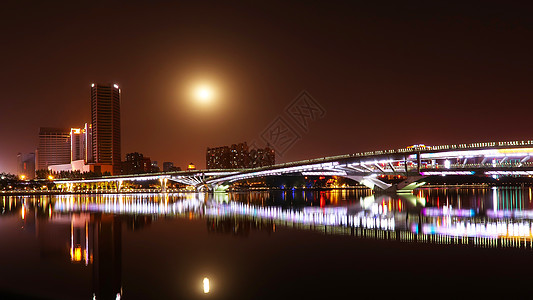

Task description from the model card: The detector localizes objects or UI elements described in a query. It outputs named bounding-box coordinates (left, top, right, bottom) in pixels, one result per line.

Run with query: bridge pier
left=388, top=175, right=426, bottom=193
left=344, top=174, right=426, bottom=193
left=345, top=175, right=392, bottom=191
left=159, top=178, right=168, bottom=193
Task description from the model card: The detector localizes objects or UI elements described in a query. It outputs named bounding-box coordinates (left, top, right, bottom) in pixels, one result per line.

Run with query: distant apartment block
left=36, top=127, right=71, bottom=171
left=122, top=152, right=151, bottom=174
left=249, top=147, right=276, bottom=168
left=17, top=152, right=35, bottom=179
left=206, top=142, right=275, bottom=169
left=163, top=162, right=181, bottom=172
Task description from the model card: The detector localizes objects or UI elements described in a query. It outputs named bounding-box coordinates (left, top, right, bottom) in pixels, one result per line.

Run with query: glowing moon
left=194, top=85, right=214, bottom=103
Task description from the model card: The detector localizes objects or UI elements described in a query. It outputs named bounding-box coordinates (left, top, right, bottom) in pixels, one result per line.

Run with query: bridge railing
left=420, top=161, right=533, bottom=170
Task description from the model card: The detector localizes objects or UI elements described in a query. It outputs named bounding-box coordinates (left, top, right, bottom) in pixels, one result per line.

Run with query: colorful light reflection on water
left=1, top=187, right=533, bottom=299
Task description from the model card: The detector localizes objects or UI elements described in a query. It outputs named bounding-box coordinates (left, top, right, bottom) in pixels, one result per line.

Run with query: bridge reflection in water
left=47, top=188, right=533, bottom=249
left=4, top=188, right=533, bottom=299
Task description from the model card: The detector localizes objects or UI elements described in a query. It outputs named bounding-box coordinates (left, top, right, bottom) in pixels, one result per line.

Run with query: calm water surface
left=1, top=187, right=533, bottom=299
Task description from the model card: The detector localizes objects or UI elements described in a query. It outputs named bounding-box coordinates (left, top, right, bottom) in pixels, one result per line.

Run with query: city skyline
left=2, top=2, right=533, bottom=174
left=2, top=3, right=533, bottom=298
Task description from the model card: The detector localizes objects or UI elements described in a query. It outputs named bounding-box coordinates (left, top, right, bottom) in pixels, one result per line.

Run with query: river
left=0, top=187, right=532, bottom=299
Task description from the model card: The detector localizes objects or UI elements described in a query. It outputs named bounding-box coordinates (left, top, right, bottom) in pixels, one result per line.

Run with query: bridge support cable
left=346, top=165, right=367, bottom=173
left=388, top=162, right=397, bottom=173
left=360, top=164, right=373, bottom=172
left=519, top=155, right=530, bottom=167
left=500, top=156, right=508, bottom=164
left=374, top=163, right=385, bottom=173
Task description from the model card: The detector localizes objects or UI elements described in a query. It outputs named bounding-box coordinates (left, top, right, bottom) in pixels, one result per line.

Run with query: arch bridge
left=54, top=140, right=533, bottom=192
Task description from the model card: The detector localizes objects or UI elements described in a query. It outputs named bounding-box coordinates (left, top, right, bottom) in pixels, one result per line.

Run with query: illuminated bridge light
left=421, top=171, right=474, bottom=176
left=422, top=207, right=475, bottom=217
left=487, top=209, right=533, bottom=219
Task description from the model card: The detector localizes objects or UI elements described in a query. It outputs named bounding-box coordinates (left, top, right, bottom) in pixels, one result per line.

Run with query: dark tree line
left=0, top=173, right=18, bottom=189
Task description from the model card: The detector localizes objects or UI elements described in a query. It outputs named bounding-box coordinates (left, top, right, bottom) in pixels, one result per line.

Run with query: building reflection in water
left=70, top=213, right=91, bottom=265
left=207, top=215, right=274, bottom=237
left=0, top=196, right=157, bottom=300
left=4, top=188, right=533, bottom=297
left=67, top=212, right=124, bottom=300
left=91, top=214, right=122, bottom=300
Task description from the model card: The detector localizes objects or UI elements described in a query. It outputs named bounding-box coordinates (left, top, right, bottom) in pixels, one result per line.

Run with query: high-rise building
left=206, top=142, right=250, bottom=169
left=206, top=146, right=231, bottom=169
left=84, top=123, right=93, bottom=163
left=162, top=162, right=173, bottom=172
left=70, top=128, right=85, bottom=162
left=122, top=152, right=151, bottom=174
left=17, top=152, right=35, bottom=179
left=70, top=124, right=92, bottom=163
left=36, top=127, right=71, bottom=171
left=249, top=146, right=275, bottom=168
left=91, top=83, right=121, bottom=175
left=162, top=162, right=181, bottom=172
left=206, top=142, right=275, bottom=169
left=229, top=143, right=249, bottom=168
left=151, top=161, right=160, bottom=172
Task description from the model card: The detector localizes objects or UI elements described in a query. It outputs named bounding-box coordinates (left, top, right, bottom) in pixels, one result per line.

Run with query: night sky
left=1, top=1, right=533, bottom=173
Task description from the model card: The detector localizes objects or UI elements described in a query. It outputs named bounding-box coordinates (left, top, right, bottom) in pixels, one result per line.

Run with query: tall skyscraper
left=91, top=83, right=121, bottom=175
left=36, top=127, right=71, bottom=171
